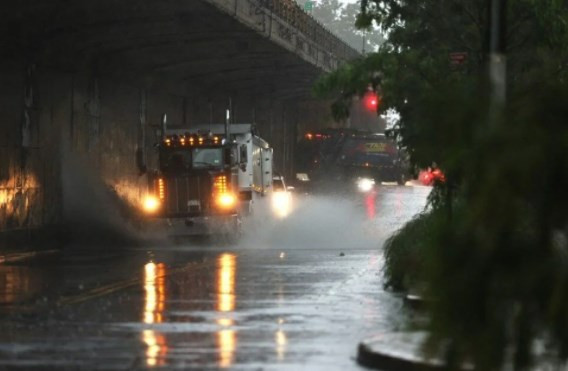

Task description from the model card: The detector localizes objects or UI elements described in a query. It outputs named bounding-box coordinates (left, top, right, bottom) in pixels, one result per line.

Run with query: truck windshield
left=160, top=147, right=223, bottom=173
left=161, top=149, right=192, bottom=172
left=192, top=148, right=223, bottom=168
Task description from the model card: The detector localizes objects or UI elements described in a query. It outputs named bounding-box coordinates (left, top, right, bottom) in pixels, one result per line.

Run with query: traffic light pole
left=489, top=0, right=507, bottom=110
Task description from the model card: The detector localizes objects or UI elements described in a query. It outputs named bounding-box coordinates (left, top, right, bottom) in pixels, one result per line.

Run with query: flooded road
left=0, top=185, right=429, bottom=370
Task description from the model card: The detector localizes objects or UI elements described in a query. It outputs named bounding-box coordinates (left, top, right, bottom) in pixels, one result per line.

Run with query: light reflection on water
left=217, top=253, right=237, bottom=368
left=142, top=262, right=168, bottom=367
left=0, top=265, right=42, bottom=305
left=365, top=192, right=377, bottom=219
left=275, top=326, right=287, bottom=361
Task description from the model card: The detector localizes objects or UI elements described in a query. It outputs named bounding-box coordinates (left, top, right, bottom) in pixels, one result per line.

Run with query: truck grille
left=164, top=176, right=211, bottom=215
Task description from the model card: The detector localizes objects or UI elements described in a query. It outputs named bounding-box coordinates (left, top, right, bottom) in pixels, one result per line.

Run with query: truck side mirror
left=136, top=148, right=147, bottom=175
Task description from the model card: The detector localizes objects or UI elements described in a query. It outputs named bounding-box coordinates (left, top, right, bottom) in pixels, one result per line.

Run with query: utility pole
left=489, top=0, right=507, bottom=111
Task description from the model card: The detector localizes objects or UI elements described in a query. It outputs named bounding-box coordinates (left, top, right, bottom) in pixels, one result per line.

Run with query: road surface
left=0, top=185, right=429, bottom=370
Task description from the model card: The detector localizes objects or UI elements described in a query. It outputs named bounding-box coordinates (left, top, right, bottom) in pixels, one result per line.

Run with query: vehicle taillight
left=157, top=178, right=165, bottom=200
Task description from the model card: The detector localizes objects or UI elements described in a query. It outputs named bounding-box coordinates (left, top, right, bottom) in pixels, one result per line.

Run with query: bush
left=383, top=210, right=438, bottom=292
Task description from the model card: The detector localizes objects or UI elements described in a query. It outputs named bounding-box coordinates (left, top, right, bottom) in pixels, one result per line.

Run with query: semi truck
left=140, top=123, right=273, bottom=238
left=295, top=129, right=408, bottom=192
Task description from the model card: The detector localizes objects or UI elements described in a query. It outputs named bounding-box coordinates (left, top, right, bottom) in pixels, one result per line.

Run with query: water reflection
left=365, top=192, right=377, bottom=219
left=275, top=317, right=288, bottom=361
left=142, top=262, right=168, bottom=367
left=0, top=265, right=43, bottom=305
left=142, top=330, right=167, bottom=367
left=216, top=253, right=237, bottom=368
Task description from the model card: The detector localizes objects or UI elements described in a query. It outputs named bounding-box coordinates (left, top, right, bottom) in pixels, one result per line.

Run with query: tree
left=296, top=0, right=384, bottom=52
left=318, top=0, right=568, bottom=171
left=316, top=1, right=568, bottom=369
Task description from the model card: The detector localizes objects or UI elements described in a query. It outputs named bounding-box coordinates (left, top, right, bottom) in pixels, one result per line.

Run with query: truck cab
left=142, top=124, right=272, bottom=238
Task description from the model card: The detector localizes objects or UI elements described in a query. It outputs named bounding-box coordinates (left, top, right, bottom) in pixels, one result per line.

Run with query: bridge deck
left=1, top=0, right=359, bottom=98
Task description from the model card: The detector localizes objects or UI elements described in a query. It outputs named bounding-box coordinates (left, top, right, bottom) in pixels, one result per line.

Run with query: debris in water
left=339, top=252, right=345, bottom=257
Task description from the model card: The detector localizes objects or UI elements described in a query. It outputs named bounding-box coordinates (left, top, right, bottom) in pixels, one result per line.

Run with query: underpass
left=0, top=0, right=358, bottom=236
left=0, top=3, right=433, bottom=370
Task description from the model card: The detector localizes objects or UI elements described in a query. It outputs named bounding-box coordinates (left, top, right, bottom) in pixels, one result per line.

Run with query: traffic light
left=363, top=91, right=380, bottom=112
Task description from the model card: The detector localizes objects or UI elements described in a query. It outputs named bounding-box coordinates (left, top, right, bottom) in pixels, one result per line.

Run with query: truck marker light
left=213, top=175, right=228, bottom=194
left=158, top=178, right=166, bottom=200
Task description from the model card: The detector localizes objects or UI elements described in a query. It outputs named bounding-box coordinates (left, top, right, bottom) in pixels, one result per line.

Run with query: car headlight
left=356, top=178, right=375, bottom=192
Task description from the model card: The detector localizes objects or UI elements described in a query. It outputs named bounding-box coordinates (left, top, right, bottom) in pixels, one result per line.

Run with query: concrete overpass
left=0, top=0, right=359, bottom=236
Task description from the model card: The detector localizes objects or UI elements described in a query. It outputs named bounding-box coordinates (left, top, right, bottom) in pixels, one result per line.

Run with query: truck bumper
left=157, top=214, right=240, bottom=237
left=170, top=214, right=241, bottom=236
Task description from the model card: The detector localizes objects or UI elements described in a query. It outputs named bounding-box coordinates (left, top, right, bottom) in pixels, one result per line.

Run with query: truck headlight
left=143, top=195, right=160, bottom=213
left=216, top=193, right=236, bottom=209
left=356, top=178, right=375, bottom=193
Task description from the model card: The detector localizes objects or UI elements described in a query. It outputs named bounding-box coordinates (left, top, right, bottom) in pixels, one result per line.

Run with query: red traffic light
left=363, top=91, right=380, bottom=111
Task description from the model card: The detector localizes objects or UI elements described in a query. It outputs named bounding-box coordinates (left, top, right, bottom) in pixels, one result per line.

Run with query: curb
left=0, top=249, right=60, bottom=264
left=403, top=293, right=430, bottom=310
left=357, top=332, right=446, bottom=371
left=358, top=332, right=474, bottom=371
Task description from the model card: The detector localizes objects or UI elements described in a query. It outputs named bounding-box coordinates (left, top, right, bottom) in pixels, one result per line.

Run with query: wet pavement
left=0, top=185, right=429, bottom=370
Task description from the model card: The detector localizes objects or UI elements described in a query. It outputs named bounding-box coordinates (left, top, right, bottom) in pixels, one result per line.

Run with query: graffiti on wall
left=0, top=173, right=41, bottom=231
left=0, top=64, right=44, bottom=232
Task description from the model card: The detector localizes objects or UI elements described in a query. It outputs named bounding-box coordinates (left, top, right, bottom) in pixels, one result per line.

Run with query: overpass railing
left=208, top=0, right=360, bottom=67
left=258, top=0, right=360, bottom=62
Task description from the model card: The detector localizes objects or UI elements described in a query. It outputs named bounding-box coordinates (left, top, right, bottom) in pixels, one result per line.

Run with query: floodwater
left=0, top=185, right=429, bottom=370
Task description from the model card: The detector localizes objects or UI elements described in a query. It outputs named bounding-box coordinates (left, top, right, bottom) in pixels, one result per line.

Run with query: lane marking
left=57, top=259, right=220, bottom=306
left=0, top=249, right=60, bottom=264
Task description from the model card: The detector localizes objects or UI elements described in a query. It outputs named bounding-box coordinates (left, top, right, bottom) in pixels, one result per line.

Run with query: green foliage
left=316, top=0, right=568, bottom=160
left=422, top=84, right=568, bottom=370
left=383, top=84, right=568, bottom=369
left=383, top=210, right=441, bottom=291
left=295, top=0, right=384, bottom=51
left=313, top=53, right=385, bottom=120
left=313, top=0, right=568, bottom=369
